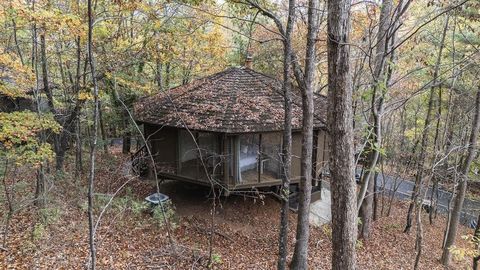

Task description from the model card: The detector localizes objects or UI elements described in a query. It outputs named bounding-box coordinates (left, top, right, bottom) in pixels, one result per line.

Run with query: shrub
left=152, top=200, right=176, bottom=228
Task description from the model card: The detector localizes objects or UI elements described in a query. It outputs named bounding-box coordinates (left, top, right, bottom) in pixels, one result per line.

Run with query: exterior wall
left=291, top=129, right=329, bottom=181
left=144, top=124, right=177, bottom=174
left=178, top=130, right=222, bottom=183
left=261, top=132, right=282, bottom=178
left=142, top=124, right=330, bottom=189
left=291, top=132, right=302, bottom=180
left=143, top=125, right=226, bottom=185
left=0, top=96, right=34, bottom=112
left=316, top=130, right=330, bottom=176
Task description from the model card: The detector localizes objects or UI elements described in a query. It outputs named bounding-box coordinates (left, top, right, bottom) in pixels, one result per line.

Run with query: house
left=0, top=94, right=34, bottom=112
left=0, top=79, right=56, bottom=113
left=133, top=66, right=330, bottom=192
left=0, top=78, right=35, bottom=113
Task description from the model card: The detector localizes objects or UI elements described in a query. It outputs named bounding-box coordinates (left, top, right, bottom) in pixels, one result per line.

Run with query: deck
left=156, top=168, right=289, bottom=191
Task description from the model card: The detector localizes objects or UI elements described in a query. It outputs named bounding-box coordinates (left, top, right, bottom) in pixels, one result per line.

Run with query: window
left=238, top=134, right=259, bottom=183
left=260, top=132, right=282, bottom=180
left=178, top=130, right=220, bottom=181
left=233, top=132, right=282, bottom=184
left=178, top=129, right=198, bottom=179
left=198, top=132, right=221, bottom=178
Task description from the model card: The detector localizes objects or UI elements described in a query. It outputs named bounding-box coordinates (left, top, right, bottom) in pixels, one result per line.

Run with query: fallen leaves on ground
left=0, top=149, right=473, bottom=269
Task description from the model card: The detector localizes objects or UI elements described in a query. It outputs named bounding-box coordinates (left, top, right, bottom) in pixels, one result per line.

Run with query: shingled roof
left=133, top=67, right=327, bottom=133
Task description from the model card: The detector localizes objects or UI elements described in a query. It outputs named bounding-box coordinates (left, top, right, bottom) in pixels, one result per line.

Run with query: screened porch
left=153, top=128, right=284, bottom=188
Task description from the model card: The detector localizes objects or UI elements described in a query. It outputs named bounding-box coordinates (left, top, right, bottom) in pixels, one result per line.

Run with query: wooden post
left=233, top=135, right=240, bottom=184
left=195, top=132, right=199, bottom=180
left=258, top=133, right=262, bottom=183
left=176, top=129, right=181, bottom=173
left=222, top=134, right=230, bottom=188
left=312, top=130, right=319, bottom=187
left=320, top=131, right=328, bottom=192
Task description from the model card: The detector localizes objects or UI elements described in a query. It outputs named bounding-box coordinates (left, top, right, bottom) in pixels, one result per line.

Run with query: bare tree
left=277, top=0, right=296, bottom=269
left=413, top=180, right=429, bottom=270
left=442, top=83, right=480, bottom=265
left=289, top=0, right=320, bottom=269
left=1, top=159, right=13, bottom=250
left=473, top=214, right=480, bottom=269
left=327, top=0, right=357, bottom=269
left=405, top=14, right=450, bottom=233
left=87, top=0, right=99, bottom=267
left=357, top=0, right=412, bottom=239
left=357, top=0, right=394, bottom=239
left=232, top=2, right=316, bottom=268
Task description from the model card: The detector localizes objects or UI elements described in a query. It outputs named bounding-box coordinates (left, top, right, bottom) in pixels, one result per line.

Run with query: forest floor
left=0, top=147, right=475, bottom=269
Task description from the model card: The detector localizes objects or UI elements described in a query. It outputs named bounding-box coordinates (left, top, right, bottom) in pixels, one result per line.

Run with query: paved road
left=377, top=174, right=480, bottom=228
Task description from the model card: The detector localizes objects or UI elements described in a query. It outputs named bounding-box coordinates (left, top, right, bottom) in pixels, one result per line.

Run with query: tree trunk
left=277, top=0, right=295, bottom=269
left=40, top=28, right=65, bottom=172
left=156, top=60, right=163, bottom=90
left=472, top=214, right=480, bottom=270
left=12, top=19, right=24, bottom=65
left=40, top=32, right=55, bottom=114
left=442, top=85, right=480, bottom=266
left=75, top=118, right=83, bottom=177
left=289, top=0, right=318, bottom=268
left=165, top=62, right=171, bottom=89
left=55, top=148, right=66, bottom=171
left=31, top=0, right=47, bottom=208
left=429, top=176, right=439, bottom=224
left=358, top=0, right=402, bottom=239
left=2, top=160, right=14, bottom=248
left=122, top=109, right=131, bottom=154
left=356, top=0, right=393, bottom=213
left=87, top=0, right=99, bottom=267
left=39, top=27, right=85, bottom=172
left=429, top=82, right=444, bottom=224
left=327, top=0, right=357, bottom=269
left=99, top=101, right=108, bottom=154
left=34, top=164, right=47, bottom=208
left=359, top=153, right=375, bottom=239
left=413, top=186, right=427, bottom=270
left=373, top=170, right=379, bottom=221
left=74, top=37, right=83, bottom=178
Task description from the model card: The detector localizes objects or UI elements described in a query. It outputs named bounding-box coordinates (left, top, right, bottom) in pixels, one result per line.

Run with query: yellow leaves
left=4, top=142, right=56, bottom=167
left=3, top=1, right=85, bottom=38
left=111, top=0, right=141, bottom=11
left=113, top=75, right=155, bottom=95
left=94, top=22, right=114, bottom=39
left=449, top=245, right=479, bottom=262
left=78, top=91, right=94, bottom=101
left=0, top=111, right=61, bottom=142
left=0, top=53, right=34, bottom=98
left=0, top=84, right=27, bottom=99
left=448, top=233, right=480, bottom=264
left=35, top=9, right=85, bottom=37
left=112, top=36, right=144, bottom=53
left=0, top=111, right=61, bottom=166
left=404, top=129, right=417, bottom=141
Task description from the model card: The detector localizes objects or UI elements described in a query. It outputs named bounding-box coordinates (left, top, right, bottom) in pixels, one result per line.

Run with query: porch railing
left=131, top=144, right=148, bottom=176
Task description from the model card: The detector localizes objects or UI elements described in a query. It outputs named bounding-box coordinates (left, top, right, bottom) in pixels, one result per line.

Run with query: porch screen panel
left=238, top=134, right=259, bottom=183
left=197, top=132, right=221, bottom=180
left=260, top=132, right=282, bottom=180
left=149, top=126, right=177, bottom=174
left=178, top=129, right=198, bottom=179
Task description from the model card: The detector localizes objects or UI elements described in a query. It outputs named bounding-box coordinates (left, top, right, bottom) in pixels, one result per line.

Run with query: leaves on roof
left=134, top=67, right=327, bottom=133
